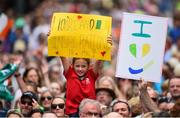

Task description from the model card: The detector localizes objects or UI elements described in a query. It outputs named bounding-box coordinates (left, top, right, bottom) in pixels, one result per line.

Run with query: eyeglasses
left=83, top=111, right=100, bottom=117
left=41, top=96, right=53, bottom=101
left=51, top=103, right=65, bottom=109
left=21, top=100, right=32, bottom=106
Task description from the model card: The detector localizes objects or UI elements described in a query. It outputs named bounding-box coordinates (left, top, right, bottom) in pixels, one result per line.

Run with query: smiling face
left=19, top=98, right=33, bottom=116
left=41, top=91, right=53, bottom=108
left=51, top=98, right=65, bottom=117
left=73, top=58, right=89, bottom=77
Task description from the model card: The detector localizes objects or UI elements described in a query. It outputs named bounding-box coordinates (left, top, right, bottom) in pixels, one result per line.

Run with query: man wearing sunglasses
left=19, top=91, right=38, bottom=117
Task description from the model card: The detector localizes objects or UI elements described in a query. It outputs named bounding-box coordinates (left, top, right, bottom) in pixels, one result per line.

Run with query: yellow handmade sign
left=48, top=13, right=112, bottom=60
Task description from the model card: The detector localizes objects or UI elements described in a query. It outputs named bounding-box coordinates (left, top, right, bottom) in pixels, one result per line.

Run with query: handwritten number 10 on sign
left=56, top=17, right=102, bottom=31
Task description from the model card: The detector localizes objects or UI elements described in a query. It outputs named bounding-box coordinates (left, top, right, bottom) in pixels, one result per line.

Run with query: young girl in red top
left=61, top=57, right=102, bottom=117
left=61, top=36, right=112, bottom=117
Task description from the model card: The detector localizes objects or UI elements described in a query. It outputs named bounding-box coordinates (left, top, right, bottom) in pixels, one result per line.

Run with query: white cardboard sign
left=115, top=12, right=168, bottom=83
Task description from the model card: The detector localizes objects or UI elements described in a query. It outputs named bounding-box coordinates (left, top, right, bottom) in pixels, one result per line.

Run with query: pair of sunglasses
left=21, top=100, right=32, bottom=106
left=51, top=103, right=65, bottom=109
left=41, top=96, right=53, bottom=101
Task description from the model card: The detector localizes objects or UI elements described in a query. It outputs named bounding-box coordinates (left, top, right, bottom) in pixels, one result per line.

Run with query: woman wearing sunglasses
left=40, top=90, right=53, bottom=112
left=51, top=97, right=66, bottom=117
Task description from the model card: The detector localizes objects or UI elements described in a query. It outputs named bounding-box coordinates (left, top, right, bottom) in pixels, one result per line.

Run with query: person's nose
left=32, top=75, right=37, bottom=79
left=79, top=67, right=83, bottom=71
left=173, top=86, right=177, bottom=90
left=56, top=105, right=60, bottom=110
left=24, top=103, right=30, bottom=107
left=24, top=103, right=28, bottom=106
left=99, top=95, right=105, bottom=101
left=118, top=110, right=123, bottom=115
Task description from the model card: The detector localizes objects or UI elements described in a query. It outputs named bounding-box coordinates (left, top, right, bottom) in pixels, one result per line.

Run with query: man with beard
left=19, top=91, right=38, bottom=117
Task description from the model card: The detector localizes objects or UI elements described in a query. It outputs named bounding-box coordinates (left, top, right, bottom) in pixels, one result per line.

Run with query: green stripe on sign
left=96, top=20, right=101, bottom=29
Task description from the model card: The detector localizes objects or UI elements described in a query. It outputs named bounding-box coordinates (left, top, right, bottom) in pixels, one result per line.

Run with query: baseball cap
left=21, top=91, right=38, bottom=101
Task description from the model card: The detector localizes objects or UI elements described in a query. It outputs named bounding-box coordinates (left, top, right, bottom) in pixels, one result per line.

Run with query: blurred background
left=0, top=0, right=179, bottom=54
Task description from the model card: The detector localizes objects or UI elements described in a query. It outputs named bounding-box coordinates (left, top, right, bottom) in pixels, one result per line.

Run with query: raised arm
left=15, top=72, right=27, bottom=92
left=13, top=55, right=28, bottom=92
left=92, top=34, right=112, bottom=75
left=60, top=56, right=71, bottom=73
left=139, top=80, right=160, bottom=113
left=92, top=60, right=103, bottom=75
